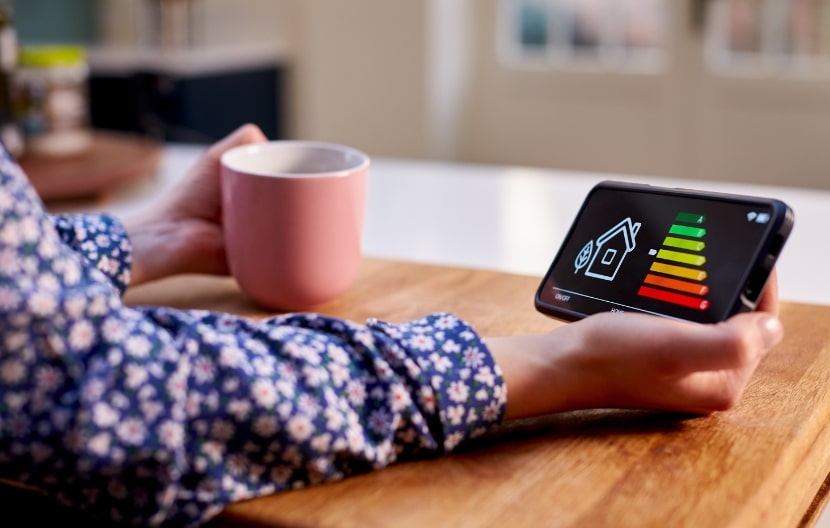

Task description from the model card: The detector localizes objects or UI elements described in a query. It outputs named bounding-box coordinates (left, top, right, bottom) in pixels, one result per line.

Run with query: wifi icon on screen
left=637, top=212, right=711, bottom=311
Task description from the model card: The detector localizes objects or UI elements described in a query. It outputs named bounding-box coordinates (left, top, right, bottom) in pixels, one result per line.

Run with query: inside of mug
left=223, top=141, right=368, bottom=177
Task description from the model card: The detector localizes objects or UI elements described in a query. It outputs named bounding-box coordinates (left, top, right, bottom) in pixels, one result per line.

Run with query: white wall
left=289, top=1, right=430, bottom=158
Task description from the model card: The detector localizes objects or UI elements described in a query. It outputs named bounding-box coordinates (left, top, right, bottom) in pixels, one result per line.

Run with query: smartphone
left=534, top=181, right=794, bottom=324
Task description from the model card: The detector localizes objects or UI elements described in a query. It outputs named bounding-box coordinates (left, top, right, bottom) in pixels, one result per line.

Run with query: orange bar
left=643, top=274, right=709, bottom=296
left=650, top=262, right=707, bottom=281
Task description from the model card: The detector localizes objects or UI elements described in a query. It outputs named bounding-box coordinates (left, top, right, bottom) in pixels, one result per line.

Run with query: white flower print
left=329, top=364, right=350, bottom=387
left=193, top=356, right=215, bottom=384
left=0, top=220, right=20, bottom=245
left=446, top=405, right=465, bottom=426
left=68, top=321, right=96, bottom=351
left=19, top=217, right=39, bottom=242
left=324, top=408, right=345, bottom=431
left=253, top=415, right=278, bottom=438
left=82, top=379, right=106, bottom=402
left=125, top=335, right=152, bottom=358
left=474, top=367, right=496, bottom=387
left=0, top=359, right=25, bottom=385
left=311, top=433, right=332, bottom=453
left=448, top=381, right=470, bottom=403
left=61, top=259, right=80, bottom=285
left=210, top=419, right=235, bottom=442
left=92, top=402, right=119, bottom=428
left=346, top=380, right=366, bottom=407
left=166, top=373, right=187, bottom=400
left=287, top=415, right=314, bottom=442
left=251, top=356, right=275, bottom=377
left=124, top=364, right=149, bottom=389
left=429, top=353, right=452, bottom=373
left=409, top=334, right=435, bottom=352
left=101, top=317, right=127, bottom=343
left=435, top=315, right=458, bottom=330
left=418, top=386, right=436, bottom=414
left=0, top=286, right=20, bottom=310
left=389, top=384, right=411, bottom=412
left=141, top=400, right=164, bottom=423
left=346, top=426, right=365, bottom=452
left=251, top=379, right=278, bottom=408
left=88, top=295, right=108, bottom=316
left=64, top=295, right=87, bottom=319
left=445, top=431, right=465, bottom=450
left=88, top=433, right=111, bottom=456
left=462, top=347, right=485, bottom=368
left=442, top=340, right=461, bottom=354
left=159, top=421, right=184, bottom=449
left=368, top=409, right=391, bottom=435
left=0, top=248, right=17, bottom=273
left=297, top=394, right=320, bottom=416
left=483, top=403, right=501, bottom=422
left=27, top=291, right=57, bottom=316
left=202, top=441, right=224, bottom=464
left=36, top=273, right=60, bottom=293
left=302, top=365, right=328, bottom=388
left=219, top=345, right=245, bottom=368
left=34, top=365, right=63, bottom=391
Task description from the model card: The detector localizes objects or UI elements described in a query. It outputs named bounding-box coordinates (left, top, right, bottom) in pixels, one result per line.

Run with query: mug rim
left=221, top=140, right=370, bottom=179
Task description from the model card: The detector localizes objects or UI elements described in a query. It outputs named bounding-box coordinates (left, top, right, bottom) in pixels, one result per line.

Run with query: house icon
left=584, top=217, right=641, bottom=281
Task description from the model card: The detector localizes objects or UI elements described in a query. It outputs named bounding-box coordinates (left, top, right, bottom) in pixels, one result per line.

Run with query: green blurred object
left=18, top=45, right=86, bottom=68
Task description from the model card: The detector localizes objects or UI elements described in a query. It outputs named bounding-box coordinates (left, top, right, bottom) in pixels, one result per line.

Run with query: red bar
left=637, top=286, right=710, bottom=311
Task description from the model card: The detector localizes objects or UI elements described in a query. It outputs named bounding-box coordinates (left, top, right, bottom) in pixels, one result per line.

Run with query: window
left=704, top=0, right=830, bottom=77
left=500, top=0, right=667, bottom=72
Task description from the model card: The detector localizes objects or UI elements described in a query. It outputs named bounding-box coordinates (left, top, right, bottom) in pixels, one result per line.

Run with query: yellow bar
left=650, top=262, right=707, bottom=281
left=656, top=249, right=706, bottom=266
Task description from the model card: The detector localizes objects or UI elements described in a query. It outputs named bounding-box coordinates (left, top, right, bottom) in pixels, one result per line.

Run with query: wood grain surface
left=123, top=258, right=830, bottom=528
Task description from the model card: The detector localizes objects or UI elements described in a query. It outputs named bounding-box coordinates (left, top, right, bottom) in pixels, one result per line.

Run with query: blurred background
left=4, top=0, right=830, bottom=189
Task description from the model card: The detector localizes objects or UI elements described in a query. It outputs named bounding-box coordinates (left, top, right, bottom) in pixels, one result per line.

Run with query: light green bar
left=657, top=249, right=706, bottom=266
left=669, top=224, right=706, bottom=238
left=663, top=236, right=705, bottom=252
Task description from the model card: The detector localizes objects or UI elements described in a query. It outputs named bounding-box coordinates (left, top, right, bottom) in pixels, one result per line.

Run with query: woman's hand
left=124, top=124, right=268, bottom=286
left=488, top=273, right=783, bottom=420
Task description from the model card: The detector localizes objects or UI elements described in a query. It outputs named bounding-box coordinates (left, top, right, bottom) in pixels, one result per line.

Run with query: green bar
left=663, top=236, right=705, bottom=252
left=669, top=224, right=706, bottom=238
left=657, top=249, right=706, bottom=266
left=675, top=212, right=705, bottom=224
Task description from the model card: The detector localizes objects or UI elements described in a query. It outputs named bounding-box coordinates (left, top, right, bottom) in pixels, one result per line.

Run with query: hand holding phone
left=535, top=181, right=794, bottom=324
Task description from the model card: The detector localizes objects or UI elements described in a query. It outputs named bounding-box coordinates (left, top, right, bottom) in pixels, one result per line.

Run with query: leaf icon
left=574, top=239, right=593, bottom=274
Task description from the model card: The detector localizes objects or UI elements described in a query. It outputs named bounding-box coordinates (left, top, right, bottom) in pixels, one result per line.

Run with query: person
left=0, top=124, right=784, bottom=527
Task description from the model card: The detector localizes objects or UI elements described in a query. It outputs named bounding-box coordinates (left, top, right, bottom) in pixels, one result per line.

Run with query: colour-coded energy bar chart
left=638, top=212, right=710, bottom=311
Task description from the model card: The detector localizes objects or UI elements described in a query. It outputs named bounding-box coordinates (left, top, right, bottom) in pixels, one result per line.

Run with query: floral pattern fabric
left=0, top=145, right=507, bottom=527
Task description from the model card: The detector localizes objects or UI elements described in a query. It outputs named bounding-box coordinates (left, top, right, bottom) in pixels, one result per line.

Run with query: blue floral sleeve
left=0, top=146, right=507, bottom=527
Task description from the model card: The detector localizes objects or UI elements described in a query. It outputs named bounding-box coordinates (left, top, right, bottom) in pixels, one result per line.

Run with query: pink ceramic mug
left=220, top=140, right=370, bottom=311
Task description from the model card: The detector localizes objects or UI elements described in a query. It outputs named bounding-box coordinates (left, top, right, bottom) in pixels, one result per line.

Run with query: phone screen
left=535, top=182, right=793, bottom=323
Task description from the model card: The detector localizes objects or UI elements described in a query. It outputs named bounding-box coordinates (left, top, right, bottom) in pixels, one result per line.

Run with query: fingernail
left=757, top=314, right=784, bottom=348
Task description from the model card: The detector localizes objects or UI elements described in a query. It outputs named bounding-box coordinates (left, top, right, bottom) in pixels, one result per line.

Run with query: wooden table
left=121, top=258, right=830, bottom=528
